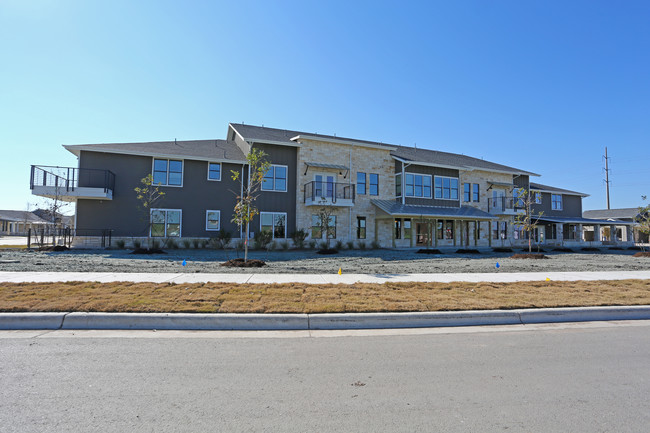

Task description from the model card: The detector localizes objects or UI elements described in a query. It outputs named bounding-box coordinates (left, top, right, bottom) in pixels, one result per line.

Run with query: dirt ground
left=1, top=247, right=649, bottom=274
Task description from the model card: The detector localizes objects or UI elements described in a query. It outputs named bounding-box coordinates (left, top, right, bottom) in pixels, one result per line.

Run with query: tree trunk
left=244, top=221, right=249, bottom=263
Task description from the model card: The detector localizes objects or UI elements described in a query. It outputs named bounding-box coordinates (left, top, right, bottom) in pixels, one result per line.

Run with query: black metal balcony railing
left=304, top=181, right=355, bottom=204
left=30, top=165, right=115, bottom=194
left=487, top=196, right=522, bottom=213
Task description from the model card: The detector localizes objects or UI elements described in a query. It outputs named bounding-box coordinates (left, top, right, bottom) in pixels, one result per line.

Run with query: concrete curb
left=1, top=306, right=649, bottom=330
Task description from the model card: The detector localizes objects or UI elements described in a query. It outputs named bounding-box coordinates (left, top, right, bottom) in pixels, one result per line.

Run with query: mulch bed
left=456, top=249, right=481, bottom=254
left=221, top=258, right=266, bottom=267
left=581, top=247, right=601, bottom=252
left=131, top=248, right=167, bottom=254
left=552, top=247, right=573, bottom=252
left=416, top=248, right=443, bottom=254
left=317, top=248, right=339, bottom=255
left=39, top=246, right=69, bottom=252
left=633, top=252, right=650, bottom=258
left=511, top=253, right=547, bottom=259
left=492, top=247, right=513, bottom=253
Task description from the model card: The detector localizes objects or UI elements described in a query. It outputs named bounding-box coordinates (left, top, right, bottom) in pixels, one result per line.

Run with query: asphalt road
left=1, top=322, right=649, bottom=432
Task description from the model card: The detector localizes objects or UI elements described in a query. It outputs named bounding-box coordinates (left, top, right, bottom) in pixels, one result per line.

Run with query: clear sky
left=1, top=0, right=648, bottom=213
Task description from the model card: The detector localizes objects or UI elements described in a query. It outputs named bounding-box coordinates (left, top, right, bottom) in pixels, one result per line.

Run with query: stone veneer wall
left=294, top=138, right=395, bottom=247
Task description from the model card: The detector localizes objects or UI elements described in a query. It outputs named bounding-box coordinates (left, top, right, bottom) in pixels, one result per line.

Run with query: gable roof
left=0, top=210, right=49, bottom=224
left=392, top=146, right=538, bottom=176
left=583, top=208, right=642, bottom=220
left=229, top=123, right=398, bottom=149
left=64, top=139, right=246, bottom=163
left=529, top=182, right=588, bottom=197
left=371, top=200, right=496, bottom=220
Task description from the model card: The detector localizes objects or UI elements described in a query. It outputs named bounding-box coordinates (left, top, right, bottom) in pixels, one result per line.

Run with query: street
left=1, top=322, right=649, bottom=432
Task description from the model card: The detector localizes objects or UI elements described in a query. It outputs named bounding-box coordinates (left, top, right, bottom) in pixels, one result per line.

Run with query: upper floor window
left=551, top=194, right=562, bottom=210
left=472, top=183, right=479, bottom=202
left=357, top=172, right=366, bottom=195
left=153, top=159, right=183, bottom=186
left=534, top=191, right=542, bottom=204
left=434, top=176, right=459, bottom=200
left=262, top=165, right=287, bottom=192
left=369, top=173, right=379, bottom=196
left=405, top=173, right=432, bottom=198
left=260, top=212, right=286, bottom=239
left=463, top=183, right=471, bottom=202
left=395, top=174, right=401, bottom=197
left=208, top=162, right=221, bottom=181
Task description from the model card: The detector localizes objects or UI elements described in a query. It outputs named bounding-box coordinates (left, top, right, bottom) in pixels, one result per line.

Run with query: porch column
left=434, top=219, right=438, bottom=247
left=474, top=221, right=479, bottom=246
left=392, top=219, right=396, bottom=248
left=609, top=224, right=617, bottom=243
left=577, top=224, right=583, bottom=242
left=453, top=220, right=457, bottom=247
left=374, top=218, right=379, bottom=246
left=556, top=223, right=564, bottom=243
left=593, top=224, right=601, bottom=242
left=627, top=225, right=634, bottom=243
left=488, top=221, right=492, bottom=247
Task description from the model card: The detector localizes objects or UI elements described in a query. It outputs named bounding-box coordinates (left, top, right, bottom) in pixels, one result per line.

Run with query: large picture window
left=205, top=210, right=220, bottom=231
left=151, top=209, right=181, bottom=237
left=551, top=194, right=562, bottom=210
left=153, top=159, right=183, bottom=186
left=262, top=165, right=287, bottom=192
left=260, top=212, right=286, bottom=239
left=434, top=176, right=459, bottom=200
left=405, top=173, right=432, bottom=198
left=208, top=162, right=221, bottom=181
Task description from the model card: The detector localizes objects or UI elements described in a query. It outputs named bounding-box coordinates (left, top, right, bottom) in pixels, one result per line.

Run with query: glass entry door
left=314, top=174, right=336, bottom=199
left=416, top=222, right=430, bottom=246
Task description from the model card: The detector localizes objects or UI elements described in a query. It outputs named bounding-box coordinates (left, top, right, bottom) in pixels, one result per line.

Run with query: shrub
left=358, top=241, right=366, bottom=250
left=167, top=239, right=178, bottom=249
left=280, top=240, right=290, bottom=250
left=335, top=240, right=344, bottom=250
left=234, top=239, right=245, bottom=250
left=207, top=237, right=220, bottom=249
left=267, top=241, right=277, bottom=251
left=346, top=240, right=355, bottom=250
left=201, top=239, right=209, bottom=248
left=192, top=238, right=200, bottom=249
left=254, top=230, right=273, bottom=250
left=116, top=239, right=125, bottom=249
left=217, top=229, right=232, bottom=249
left=133, top=240, right=141, bottom=249
left=308, top=239, right=317, bottom=249
left=182, top=239, right=191, bottom=249
left=319, top=241, right=328, bottom=250
left=371, top=240, right=381, bottom=249
left=151, top=239, right=160, bottom=249
left=290, top=229, right=308, bottom=249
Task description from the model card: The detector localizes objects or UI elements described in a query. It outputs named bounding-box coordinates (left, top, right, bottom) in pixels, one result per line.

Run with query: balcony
left=30, top=165, right=115, bottom=202
left=304, top=181, right=355, bottom=207
left=487, top=196, right=524, bottom=215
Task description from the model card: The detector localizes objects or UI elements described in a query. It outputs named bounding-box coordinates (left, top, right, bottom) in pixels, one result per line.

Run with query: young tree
left=231, top=147, right=271, bottom=263
left=38, top=185, right=71, bottom=247
left=513, top=187, right=543, bottom=253
left=314, top=199, right=337, bottom=249
left=636, top=195, right=650, bottom=250
left=134, top=174, right=165, bottom=249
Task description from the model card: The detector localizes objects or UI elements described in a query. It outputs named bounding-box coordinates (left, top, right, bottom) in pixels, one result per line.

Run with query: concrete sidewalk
left=1, top=270, right=650, bottom=284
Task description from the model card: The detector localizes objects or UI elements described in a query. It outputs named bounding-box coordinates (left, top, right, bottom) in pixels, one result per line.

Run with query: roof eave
left=65, top=146, right=247, bottom=164
left=292, top=134, right=396, bottom=151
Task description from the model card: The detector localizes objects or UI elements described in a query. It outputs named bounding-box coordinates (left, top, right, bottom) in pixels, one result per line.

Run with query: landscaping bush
left=267, top=241, right=277, bottom=251
left=133, top=240, right=141, bottom=249
left=358, top=241, right=366, bottom=250
left=308, top=240, right=317, bottom=249
left=116, top=239, right=125, bottom=249
left=182, top=239, right=191, bottom=249
left=167, top=239, right=178, bottom=249
left=346, top=240, right=355, bottom=250
left=192, top=239, right=200, bottom=249
left=290, top=229, right=308, bottom=249
left=216, top=229, right=232, bottom=249
left=280, top=240, right=290, bottom=250
left=335, top=240, right=344, bottom=250
left=254, top=230, right=273, bottom=250
left=371, top=240, right=381, bottom=249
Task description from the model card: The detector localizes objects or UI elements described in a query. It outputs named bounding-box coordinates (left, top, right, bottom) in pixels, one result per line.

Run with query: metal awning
left=371, top=200, right=497, bottom=220
left=305, top=162, right=349, bottom=170
left=487, top=181, right=515, bottom=190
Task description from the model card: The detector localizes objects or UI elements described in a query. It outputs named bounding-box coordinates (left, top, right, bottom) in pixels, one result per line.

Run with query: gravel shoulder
left=1, top=247, right=649, bottom=274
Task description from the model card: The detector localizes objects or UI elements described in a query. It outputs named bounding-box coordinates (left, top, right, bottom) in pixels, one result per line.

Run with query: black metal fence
left=304, top=181, right=355, bottom=204
left=27, top=228, right=113, bottom=249
left=30, top=165, right=115, bottom=194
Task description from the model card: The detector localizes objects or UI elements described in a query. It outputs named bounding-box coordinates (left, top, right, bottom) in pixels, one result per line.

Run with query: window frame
left=357, top=216, right=366, bottom=239
left=472, top=183, right=480, bottom=202
left=463, top=183, right=471, bottom=202
left=260, top=211, right=287, bottom=239
left=369, top=173, right=379, bottom=196
left=152, top=158, right=184, bottom=187
left=395, top=218, right=402, bottom=239
left=261, top=164, right=288, bottom=192
left=357, top=172, right=367, bottom=195
left=405, top=173, right=432, bottom=198
left=207, top=162, right=222, bottom=182
left=205, top=210, right=221, bottom=231
left=551, top=194, right=563, bottom=210
left=395, top=173, right=402, bottom=198
left=434, top=176, right=459, bottom=200
left=150, top=208, right=182, bottom=237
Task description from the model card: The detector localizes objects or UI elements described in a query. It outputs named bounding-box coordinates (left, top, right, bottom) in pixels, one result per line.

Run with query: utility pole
left=603, top=147, right=611, bottom=210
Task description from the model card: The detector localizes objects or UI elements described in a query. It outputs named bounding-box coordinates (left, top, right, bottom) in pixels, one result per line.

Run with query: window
left=260, top=212, right=286, bottom=239
left=473, top=184, right=479, bottom=202
left=327, top=215, right=336, bottom=239
left=150, top=209, right=181, bottom=237
left=513, top=189, right=524, bottom=207
left=357, top=172, right=366, bottom=195
left=205, top=210, right=220, bottom=231
left=434, top=176, right=459, bottom=200
left=492, top=221, right=508, bottom=240
left=262, top=165, right=287, bottom=192
left=357, top=217, right=366, bottom=239
left=551, top=194, right=562, bottom=210
left=153, top=159, right=183, bottom=186
left=395, top=174, right=402, bottom=197
left=395, top=219, right=402, bottom=239
left=208, top=162, right=221, bottom=181
left=404, top=219, right=411, bottom=240
left=463, top=183, right=471, bottom=202
left=437, top=220, right=454, bottom=240
left=534, top=191, right=542, bottom=204
left=405, top=173, right=432, bottom=198
left=369, top=173, right=379, bottom=196
left=311, top=215, right=322, bottom=239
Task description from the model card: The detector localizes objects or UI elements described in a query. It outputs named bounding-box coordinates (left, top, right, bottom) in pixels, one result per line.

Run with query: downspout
left=240, top=163, right=245, bottom=240
left=349, top=149, right=352, bottom=241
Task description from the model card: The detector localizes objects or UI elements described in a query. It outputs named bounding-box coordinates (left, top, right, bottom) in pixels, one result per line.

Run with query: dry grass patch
left=0, top=280, right=649, bottom=314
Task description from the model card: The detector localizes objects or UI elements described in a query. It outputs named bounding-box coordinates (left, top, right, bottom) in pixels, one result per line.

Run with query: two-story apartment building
left=29, top=122, right=634, bottom=248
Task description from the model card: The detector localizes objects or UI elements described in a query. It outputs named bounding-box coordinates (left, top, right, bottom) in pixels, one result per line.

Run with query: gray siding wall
left=401, top=164, right=460, bottom=207
left=513, top=175, right=529, bottom=189
left=247, top=143, right=298, bottom=237
left=532, top=193, right=582, bottom=217
left=76, top=151, right=244, bottom=237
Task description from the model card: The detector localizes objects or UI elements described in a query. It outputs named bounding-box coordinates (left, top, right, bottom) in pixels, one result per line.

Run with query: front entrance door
left=416, top=222, right=430, bottom=246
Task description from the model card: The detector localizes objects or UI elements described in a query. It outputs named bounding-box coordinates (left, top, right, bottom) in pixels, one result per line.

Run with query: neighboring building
left=583, top=208, right=648, bottom=243
left=0, top=210, right=48, bottom=235
left=28, top=123, right=636, bottom=248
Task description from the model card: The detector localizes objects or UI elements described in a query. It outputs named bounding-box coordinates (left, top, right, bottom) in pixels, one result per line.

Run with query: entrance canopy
left=371, top=200, right=496, bottom=220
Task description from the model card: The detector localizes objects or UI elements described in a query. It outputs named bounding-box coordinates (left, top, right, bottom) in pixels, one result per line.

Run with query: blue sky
left=1, top=0, right=649, bottom=212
